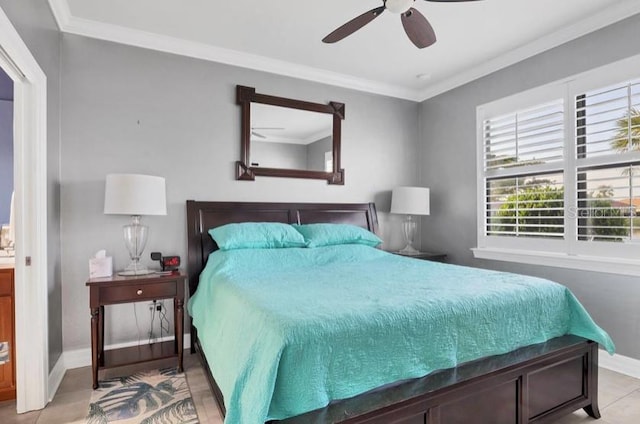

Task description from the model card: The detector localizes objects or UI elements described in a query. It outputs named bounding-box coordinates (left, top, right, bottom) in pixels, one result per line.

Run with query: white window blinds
left=576, top=79, right=640, bottom=159
left=574, top=79, right=640, bottom=243
left=482, top=100, right=565, bottom=239
left=575, top=165, right=639, bottom=242
left=486, top=173, right=564, bottom=238
left=484, top=100, right=564, bottom=171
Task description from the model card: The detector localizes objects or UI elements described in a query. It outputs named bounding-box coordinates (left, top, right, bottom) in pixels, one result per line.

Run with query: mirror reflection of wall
left=0, top=67, right=14, bottom=251
left=306, top=136, right=332, bottom=171
left=251, top=141, right=307, bottom=169
left=250, top=103, right=332, bottom=171
left=251, top=135, right=333, bottom=171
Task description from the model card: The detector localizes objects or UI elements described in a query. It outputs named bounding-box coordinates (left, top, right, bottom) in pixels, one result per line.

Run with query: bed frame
left=186, top=200, right=601, bottom=424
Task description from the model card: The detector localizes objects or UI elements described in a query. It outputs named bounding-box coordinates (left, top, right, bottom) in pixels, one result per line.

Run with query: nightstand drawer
left=100, top=281, right=176, bottom=303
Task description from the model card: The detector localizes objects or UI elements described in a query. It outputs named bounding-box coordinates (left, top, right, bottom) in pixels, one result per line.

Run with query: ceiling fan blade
left=401, top=8, right=436, bottom=49
left=322, top=6, right=385, bottom=44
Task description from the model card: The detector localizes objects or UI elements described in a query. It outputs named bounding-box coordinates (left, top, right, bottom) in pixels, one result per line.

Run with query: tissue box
left=89, top=256, right=113, bottom=279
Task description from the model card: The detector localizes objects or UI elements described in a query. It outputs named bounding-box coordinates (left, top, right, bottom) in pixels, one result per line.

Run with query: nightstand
left=86, top=272, right=187, bottom=389
left=390, top=251, right=447, bottom=262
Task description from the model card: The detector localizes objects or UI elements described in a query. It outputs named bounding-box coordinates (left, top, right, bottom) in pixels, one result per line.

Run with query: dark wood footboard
left=193, top=335, right=599, bottom=424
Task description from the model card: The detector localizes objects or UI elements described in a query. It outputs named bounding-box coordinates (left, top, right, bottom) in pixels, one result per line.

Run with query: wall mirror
left=236, top=85, right=345, bottom=184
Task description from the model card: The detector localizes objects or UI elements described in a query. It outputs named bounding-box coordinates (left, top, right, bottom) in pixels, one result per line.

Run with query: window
left=576, top=80, right=640, bottom=243
left=483, top=100, right=565, bottom=238
left=486, top=173, right=564, bottom=238
left=475, top=55, right=640, bottom=275
left=324, top=150, right=333, bottom=172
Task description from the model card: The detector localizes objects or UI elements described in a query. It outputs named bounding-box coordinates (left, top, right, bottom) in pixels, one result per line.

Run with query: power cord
left=158, top=300, right=171, bottom=337
left=148, top=300, right=156, bottom=344
left=147, top=300, right=172, bottom=344
left=133, top=304, right=141, bottom=346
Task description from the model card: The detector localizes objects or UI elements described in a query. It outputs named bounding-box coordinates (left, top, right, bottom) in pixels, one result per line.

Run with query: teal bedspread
left=187, top=245, right=614, bottom=424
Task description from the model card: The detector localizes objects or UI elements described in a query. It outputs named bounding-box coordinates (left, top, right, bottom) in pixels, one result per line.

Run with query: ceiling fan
left=322, top=0, right=481, bottom=49
left=251, top=127, right=285, bottom=139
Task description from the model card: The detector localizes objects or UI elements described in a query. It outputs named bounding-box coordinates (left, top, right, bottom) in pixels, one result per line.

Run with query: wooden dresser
left=0, top=267, right=15, bottom=401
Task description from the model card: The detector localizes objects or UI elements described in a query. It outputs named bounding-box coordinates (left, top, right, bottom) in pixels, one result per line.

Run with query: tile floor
left=0, top=356, right=638, bottom=423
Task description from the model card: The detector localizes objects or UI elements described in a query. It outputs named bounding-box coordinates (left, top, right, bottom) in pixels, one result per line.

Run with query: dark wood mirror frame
left=236, top=85, right=345, bottom=185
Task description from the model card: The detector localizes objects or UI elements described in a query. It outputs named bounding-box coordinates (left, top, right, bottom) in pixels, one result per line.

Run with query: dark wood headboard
left=185, top=200, right=378, bottom=298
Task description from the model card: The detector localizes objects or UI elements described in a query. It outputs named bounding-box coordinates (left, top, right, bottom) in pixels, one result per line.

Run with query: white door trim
left=0, top=6, right=49, bottom=413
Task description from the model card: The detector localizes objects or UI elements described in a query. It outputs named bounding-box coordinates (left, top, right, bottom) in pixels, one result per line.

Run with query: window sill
left=472, top=247, right=640, bottom=277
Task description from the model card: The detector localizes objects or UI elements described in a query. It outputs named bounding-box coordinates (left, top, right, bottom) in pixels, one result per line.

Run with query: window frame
left=474, top=54, right=640, bottom=276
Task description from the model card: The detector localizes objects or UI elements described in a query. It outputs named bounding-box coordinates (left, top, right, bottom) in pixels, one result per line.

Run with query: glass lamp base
left=118, top=260, right=154, bottom=276
left=398, top=215, right=420, bottom=255
left=119, top=216, right=152, bottom=276
left=118, top=268, right=154, bottom=276
left=397, top=244, right=421, bottom=255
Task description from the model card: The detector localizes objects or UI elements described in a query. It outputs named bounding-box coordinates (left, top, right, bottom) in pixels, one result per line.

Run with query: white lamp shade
left=390, top=186, right=430, bottom=215
left=104, top=174, right=167, bottom=216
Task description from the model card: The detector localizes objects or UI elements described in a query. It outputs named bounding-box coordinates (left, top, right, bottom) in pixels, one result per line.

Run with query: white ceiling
left=49, top=0, right=640, bottom=101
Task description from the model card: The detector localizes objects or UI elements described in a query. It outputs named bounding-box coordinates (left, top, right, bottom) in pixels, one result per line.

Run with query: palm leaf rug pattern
left=87, top=367, right=199, bottom=424
left=0, top=341, right=9, bottom=365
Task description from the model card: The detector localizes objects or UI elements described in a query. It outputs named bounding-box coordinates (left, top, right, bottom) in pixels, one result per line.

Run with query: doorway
left=0, top=65, right=15, bottom=403
left=0, top=6, right=49, bottom=413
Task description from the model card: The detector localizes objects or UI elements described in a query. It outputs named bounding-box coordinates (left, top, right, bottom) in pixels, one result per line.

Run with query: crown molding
left=46, top=0, right=419, bottom=101
left=417, top=0, right=640, bottom=101
left=48, top=0, right=640, bottom=103
left=47, top=0, right=71, bottom=30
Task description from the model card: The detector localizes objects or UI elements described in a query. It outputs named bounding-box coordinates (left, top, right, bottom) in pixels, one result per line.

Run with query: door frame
left=0, top=6, right=49, bottom=413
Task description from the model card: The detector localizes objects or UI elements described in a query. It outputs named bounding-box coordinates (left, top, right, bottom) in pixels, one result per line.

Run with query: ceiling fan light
left=386, top=0, right=414, bottom=14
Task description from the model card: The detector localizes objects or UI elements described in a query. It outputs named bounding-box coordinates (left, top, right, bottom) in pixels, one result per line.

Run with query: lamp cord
left=133, top=304, right=141, bottom=346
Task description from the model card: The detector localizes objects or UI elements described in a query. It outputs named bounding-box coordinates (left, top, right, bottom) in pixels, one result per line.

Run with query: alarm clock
left=150, top=252, right=181, bottom=272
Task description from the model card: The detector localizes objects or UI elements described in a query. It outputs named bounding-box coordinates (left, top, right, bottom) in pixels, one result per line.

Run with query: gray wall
left=0, top=0, right=63, bottom=371
left=307, top=136, right=332, bottom=171
left=418, top=13, right=640, bottom=359
left=0, top=66, right=12, bottom=100
left=60, top=34, right=419, bottom=351
left=0, top=83, right=12, bottom=224
left=251, top=141, right=307, bottom=169
left=0, top=67, right=12, bottom=226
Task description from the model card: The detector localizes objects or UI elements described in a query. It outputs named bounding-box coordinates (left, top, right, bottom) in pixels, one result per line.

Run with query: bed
left=186, top=200, right=613, bottom=424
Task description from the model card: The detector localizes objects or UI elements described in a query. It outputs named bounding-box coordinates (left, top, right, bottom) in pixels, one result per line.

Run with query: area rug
left=86, top=367, right=199, bottom=424
left=0, top=341, right=9, bottom=365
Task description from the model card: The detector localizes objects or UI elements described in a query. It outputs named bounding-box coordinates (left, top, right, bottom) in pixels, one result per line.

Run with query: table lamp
left=104, top=174, right=167, bottom=275
left=390, top=186, right=430, bottom=255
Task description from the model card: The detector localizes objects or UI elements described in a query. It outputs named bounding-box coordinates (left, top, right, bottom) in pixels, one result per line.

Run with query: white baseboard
left=599, top=349, right=640, bottom=380
left=47, top=355, right=66, bottom=402
left=48, top=334, right=192, bottom=401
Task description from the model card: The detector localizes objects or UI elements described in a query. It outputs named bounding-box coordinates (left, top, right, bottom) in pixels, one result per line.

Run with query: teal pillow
left=209, top=222, right=306, bottom=250
left=293, top=223, right=382, bottom=248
